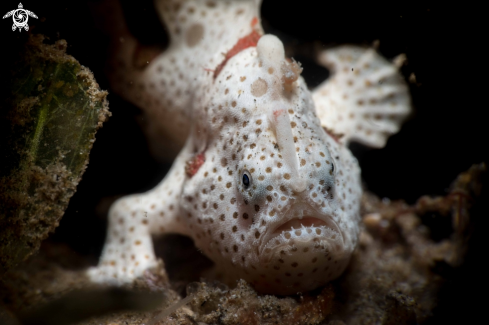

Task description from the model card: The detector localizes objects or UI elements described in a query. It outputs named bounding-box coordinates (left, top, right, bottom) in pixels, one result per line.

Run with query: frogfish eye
left=242, top=170, right=251, bottom=187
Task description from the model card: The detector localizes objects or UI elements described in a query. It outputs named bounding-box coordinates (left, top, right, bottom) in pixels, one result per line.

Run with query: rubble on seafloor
left=0, top=163, right=485, bottom=325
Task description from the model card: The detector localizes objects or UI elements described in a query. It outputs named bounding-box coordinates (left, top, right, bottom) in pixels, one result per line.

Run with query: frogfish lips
left=250, top=208, right=351, bottom=294
left=259, top=208, right=346, bottom=264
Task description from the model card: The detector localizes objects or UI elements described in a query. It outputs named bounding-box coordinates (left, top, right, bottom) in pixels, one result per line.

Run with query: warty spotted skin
left=88, top=0, right=411, bottom=295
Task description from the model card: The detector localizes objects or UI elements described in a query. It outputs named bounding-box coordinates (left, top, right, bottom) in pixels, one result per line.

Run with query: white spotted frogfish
left=88, top=0, right=411, bottom=295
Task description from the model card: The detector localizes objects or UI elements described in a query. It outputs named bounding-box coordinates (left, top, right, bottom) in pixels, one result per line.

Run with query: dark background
left=1, top=1, right=486, bottom=323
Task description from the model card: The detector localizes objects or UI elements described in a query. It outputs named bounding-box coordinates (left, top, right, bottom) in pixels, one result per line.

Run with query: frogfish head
left=181, top=35, right=361, bottom=294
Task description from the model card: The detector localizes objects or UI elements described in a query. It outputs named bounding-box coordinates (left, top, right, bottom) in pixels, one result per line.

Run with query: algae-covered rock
left=0, top=34, right=110, bottom=274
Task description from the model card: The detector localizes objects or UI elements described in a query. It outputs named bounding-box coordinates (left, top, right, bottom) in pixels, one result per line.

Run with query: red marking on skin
left=185, top=152, right=205, bottom=177
left=251, top=16, right=258, bottom=27
left=273, top=109, right=285, bottom=119
left=213, top=29, right=262, bottom=79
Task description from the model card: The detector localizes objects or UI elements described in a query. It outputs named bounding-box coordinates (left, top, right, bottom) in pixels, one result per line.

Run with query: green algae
left=0, top=34, right=111, bottom=274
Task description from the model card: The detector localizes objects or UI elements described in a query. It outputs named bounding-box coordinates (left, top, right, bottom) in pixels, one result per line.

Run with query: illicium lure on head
left=88, top=0, right=411, bottom=295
